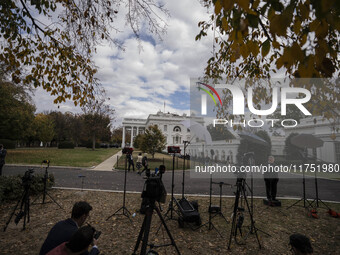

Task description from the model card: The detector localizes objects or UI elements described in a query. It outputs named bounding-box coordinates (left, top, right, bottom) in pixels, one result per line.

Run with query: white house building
left=121, top=111, right=204, bottom=152
left=121, top=111, right=292, bottom=164
left=284, top=116, right=340, bottom=163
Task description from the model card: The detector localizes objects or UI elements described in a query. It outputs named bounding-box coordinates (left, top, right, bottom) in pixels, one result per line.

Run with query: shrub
left=58, top=141, right=75, bottom=149
left=0, top=139, right=16, bottom=149
left=85, top=141, right=100, bottom=149
left=0, top=173, right=55, bottom=202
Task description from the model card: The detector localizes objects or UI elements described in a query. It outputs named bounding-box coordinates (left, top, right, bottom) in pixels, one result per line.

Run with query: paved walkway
left=93, top=150, right=122, bottom=171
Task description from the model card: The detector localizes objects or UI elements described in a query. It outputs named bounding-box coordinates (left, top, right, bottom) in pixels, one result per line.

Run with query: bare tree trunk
left=92, top=134, right=96, bottom=150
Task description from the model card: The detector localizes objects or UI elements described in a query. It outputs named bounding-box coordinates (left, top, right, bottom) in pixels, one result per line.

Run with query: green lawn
left=6, top=147, right=121, bottom=167
left=116, top=150, right=190, bottom=171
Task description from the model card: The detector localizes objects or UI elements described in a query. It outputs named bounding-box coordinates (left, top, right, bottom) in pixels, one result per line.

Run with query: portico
left=121, top=118, right=146, bottom=148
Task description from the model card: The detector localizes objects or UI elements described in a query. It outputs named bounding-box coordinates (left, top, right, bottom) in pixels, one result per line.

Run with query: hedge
left=0, top=173, right=55, bottom=202
left=58, top=141, right=75, bottom=149
left=0, top=139, right=16, bottom=149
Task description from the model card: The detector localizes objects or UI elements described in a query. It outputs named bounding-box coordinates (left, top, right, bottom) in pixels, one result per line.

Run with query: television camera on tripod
left=4, top=168, right=34, bottom=231
left=133, top=165, right=181, bottom=255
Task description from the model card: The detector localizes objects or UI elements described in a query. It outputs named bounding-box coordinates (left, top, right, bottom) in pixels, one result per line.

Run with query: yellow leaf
left=309, top=20, right=319, bottom=31
left=299, top=3, right=309, bottom=21
left=215, top=0, right=222, bottom=15
left=272, top=41, right=280, bottom=49
left=293, top=19, right=302, bottom=34
left=221, top=0, right=234, bottom=11
left=261, top=39, right=270, bottom=57
left=236, top=0, right=250, bottom=11
left=221, top=17, right=229, bottom=31
left=291, top=42, right=303, bottom=62
left=240, top=43, right=249, bottom=59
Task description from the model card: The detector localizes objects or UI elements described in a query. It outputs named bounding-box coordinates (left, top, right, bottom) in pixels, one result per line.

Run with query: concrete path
left=93, top=150, right=122, bottom=171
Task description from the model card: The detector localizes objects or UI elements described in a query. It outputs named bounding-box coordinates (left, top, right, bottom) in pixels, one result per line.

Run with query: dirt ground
left=0, top=189, right=339, bottom=255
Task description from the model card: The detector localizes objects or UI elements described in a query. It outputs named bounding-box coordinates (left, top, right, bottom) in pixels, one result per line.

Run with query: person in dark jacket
left=0, top=144, right=7, bottom=176
left=40, top=201, right=99, bottom=255
left=264, top=155, right=279, bottom=201
left=127, top=153, right=135, bottom=171
left=47, top=225, right=97, bottom=255
left=289, top=233, right=313, bottom=254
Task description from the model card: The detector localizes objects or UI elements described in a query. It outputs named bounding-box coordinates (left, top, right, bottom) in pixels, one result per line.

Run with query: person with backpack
left=138, top=153, right=148, bottom=175
left=136, top=153, right=143, bottom=172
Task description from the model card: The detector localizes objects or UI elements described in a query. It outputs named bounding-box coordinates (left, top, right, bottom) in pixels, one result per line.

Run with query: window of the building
left=164, top=125, right=167, bottom=132
left=173, top=135, right=181, bottom=144
left=173, top=126, right=181, bottom=132
left=335, top=142, right=340, bottom=163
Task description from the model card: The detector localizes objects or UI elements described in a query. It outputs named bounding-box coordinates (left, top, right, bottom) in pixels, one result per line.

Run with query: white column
left=122, top=126, right=126, bottom=148
left=137, top=126, right=139, bottom=136
left=130, top=126, right=134, bottom=147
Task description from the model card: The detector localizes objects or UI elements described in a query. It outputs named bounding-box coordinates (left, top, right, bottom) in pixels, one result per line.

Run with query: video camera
left=122, top=147, right=133, bottom=155
left=22, top=168, right=34, bottom=186
left=142, top=165, right=167, bottom=203
left=167, top=146, right=181, bottom=154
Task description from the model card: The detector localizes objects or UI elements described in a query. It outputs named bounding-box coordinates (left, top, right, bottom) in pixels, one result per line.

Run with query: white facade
left=121, top=111, right=239, bottom=161
left=284, top=116, right=340, bottom=163
left=121, top=111, right=204, bottom=152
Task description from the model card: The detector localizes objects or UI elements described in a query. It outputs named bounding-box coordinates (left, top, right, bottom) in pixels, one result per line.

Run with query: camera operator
left=46, top=225, right=98, bottom=255
left=0, top=144, right=7, bottom=176
left=40, top=201, right=99, bottom=255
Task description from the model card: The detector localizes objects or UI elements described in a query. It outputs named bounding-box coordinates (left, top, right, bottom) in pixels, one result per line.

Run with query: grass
left=5, top=147, right=121, bottom=167
left=0, top=189, right=339, bottom=254
left=115, top=150, right=191, bottom=171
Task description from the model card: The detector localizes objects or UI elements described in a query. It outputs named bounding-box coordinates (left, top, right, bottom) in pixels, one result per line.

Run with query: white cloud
left=33, top=0, right=213, bottom=126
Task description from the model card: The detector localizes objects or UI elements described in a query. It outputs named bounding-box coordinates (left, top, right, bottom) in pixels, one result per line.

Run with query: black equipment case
left=175, top=197, right=201, bottom=227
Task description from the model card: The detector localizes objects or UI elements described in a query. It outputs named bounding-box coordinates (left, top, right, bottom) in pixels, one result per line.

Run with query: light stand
left=287, top=149, right=312, bottom=209
left=242, top=153, right=271, bottom=237
left=31, top=160, right=62, bottom=209
left=164, top=153, right=176, bottom=220
left=181, top=141, right=190, bottom=199
left=107, top=155, right=132, bottom=222
left=308, top=155, right=330, bottom=210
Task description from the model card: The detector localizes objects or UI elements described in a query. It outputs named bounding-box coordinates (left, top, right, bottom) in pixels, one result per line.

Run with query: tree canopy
left=0, top=77, right=36, bottom=140
left=197, top=0, right=339, bottom=122
left=0, top=0, right=168, bottom=106
left=139, top=125, right=166, bottom=158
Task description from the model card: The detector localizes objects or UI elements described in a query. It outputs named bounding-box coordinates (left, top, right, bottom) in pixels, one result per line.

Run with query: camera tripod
left=4, top=172, right=32, bottom=231
left=31, top=161, right=62, bottom=209
left=133, top=198, right=181, bottom=255
left=228, top=178, right=261, bottom=250
left=107, top=156, right=132, bottom=222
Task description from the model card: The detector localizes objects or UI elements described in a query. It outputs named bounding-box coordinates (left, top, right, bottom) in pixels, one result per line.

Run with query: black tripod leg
left=140, top=209, right=153, bottom=255
left=155, top=207, right=181, bottom=255
left=242, top=189, right=261, bottom=249
left=106, top=207, right=124, bottom=220
left=3, top=196, right=22, bottom=232
left=46, top=192, right=63, bottom=209
left=133, top=215, right=147, bottom=255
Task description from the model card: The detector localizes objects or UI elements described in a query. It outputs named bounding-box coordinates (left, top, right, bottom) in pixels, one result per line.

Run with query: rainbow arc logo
left=197, top=82, right=222, bottom=115
left=197, top=82, right=223, bottom=106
